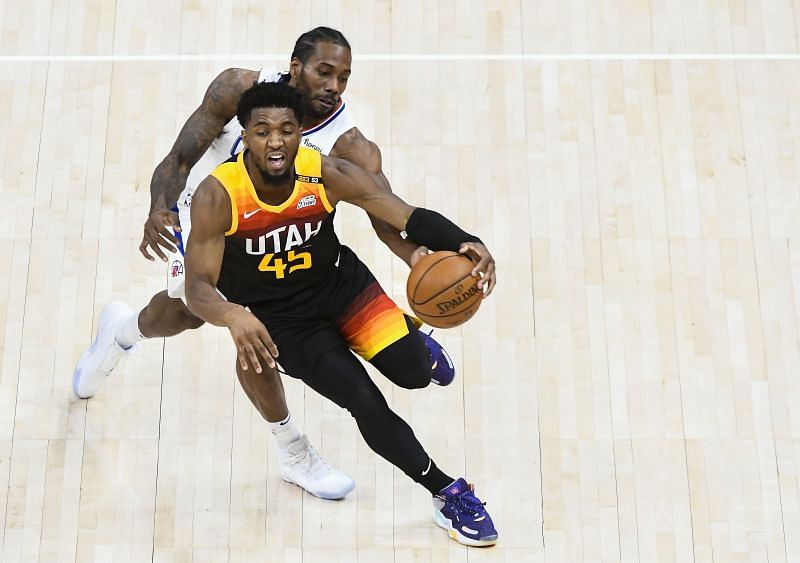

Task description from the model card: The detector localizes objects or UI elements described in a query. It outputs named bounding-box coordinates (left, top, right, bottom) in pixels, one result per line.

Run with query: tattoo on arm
left=149, top=68, right=256, bottom=211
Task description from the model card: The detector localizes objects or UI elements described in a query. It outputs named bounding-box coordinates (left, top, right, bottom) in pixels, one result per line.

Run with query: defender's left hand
left=459, top=242, right=496, bottom=298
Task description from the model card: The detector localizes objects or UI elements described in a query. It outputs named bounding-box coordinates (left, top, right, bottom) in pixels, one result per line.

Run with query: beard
left=304, top=97, right=329, bottom=120
left=294, top=76, right=329, bottom=120
left=258, top=166, right=293, bottom=186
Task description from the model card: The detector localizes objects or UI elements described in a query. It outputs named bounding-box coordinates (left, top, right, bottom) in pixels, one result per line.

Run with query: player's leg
left=333, top=248, right=456, bottom=387
left=274, top=320, right=497, bottom=546
left=369, top=315, right=454, bottom=389
left=291, top=339, right=450, bottom=488
left=235, top=358, right=355, bottom=500
left=368, top=329, right=498, bottom=546
left=138, top=290, right=204, bottom=336
left=72, top=240, right=206, bottom=401
left=73, top=199, right=201, bottom=399
left=72, top=291, right=205, bottom=399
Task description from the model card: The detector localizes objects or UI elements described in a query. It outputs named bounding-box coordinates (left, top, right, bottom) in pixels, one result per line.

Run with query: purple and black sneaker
left=433, top=478, right=498, bottom=546
left=421, top=330, right=455, bottom=386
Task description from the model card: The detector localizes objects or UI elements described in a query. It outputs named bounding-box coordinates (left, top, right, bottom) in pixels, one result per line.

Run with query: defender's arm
left=141, top=68, right=259, bottom=261
left=322, top=156, right=497, bottom=295
left=330, top=128, right=423, bottom=266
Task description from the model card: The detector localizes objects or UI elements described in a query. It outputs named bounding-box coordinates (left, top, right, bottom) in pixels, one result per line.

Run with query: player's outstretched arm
left=322, top=157, right=497, bottom=296
left=330, top=128, right=426, bottom=267
left=140, top=68, right=259, bottom=262
left=184, top=178, right=279, bottom=373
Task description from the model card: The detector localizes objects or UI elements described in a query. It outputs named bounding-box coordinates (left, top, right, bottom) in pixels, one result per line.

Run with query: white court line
left=0, top=53, right=800, bottom=62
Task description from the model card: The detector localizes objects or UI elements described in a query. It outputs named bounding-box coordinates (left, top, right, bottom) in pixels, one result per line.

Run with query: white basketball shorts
left=166, top=198, right=192, bottom=303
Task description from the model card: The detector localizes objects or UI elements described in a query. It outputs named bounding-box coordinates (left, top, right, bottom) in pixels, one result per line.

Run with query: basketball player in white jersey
left=72, top=27, right=490, bottom=499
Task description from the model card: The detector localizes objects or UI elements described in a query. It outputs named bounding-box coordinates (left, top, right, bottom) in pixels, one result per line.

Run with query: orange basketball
left=406, top=251, right=482, bottom=329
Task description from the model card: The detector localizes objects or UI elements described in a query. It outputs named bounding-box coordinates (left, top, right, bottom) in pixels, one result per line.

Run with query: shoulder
left=202, top=68, right=261, bottom=110
left=194, top=175, right=230, bottom=205
left=192, top=176, right=232, bottom=230
left=331, top=127, right=377, bottom=154
left=329, top=127, right=381, bottom=170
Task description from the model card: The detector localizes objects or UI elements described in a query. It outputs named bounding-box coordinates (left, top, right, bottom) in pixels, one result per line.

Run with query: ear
left=241, top=129, right=248, bottom=148
left=289, top=58, right=302, bottom=79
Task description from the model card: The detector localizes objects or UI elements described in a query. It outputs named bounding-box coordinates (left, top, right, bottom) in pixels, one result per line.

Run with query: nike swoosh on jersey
left=243, top=209, right=262, bottom=219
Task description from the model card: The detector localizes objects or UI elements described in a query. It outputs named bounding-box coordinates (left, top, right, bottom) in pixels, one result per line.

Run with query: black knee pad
left=395, top=353, right=431, bottom=389
left=371, top=329, right=432, bottom=390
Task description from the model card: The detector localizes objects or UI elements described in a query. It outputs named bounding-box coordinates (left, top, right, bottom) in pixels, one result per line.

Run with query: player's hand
left=459, top=241, right=496, bottom=298
left=139, top=208, right=182, bottom=262
left=409, top=246, right=429, bottom=268
left=224, top=307, right=279, bottom=374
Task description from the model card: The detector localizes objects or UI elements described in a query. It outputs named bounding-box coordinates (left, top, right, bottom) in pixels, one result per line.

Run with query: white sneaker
left=72, top=301, right=136, bottom=399
left=278, top=435, right=355, bottom=500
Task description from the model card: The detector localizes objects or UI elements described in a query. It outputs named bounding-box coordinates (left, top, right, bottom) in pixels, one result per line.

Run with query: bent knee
left=179, top=310, right=204, bottom=330
left=403, top=370, right=431, bottom=389
left=163, top=297, right=204, bottom=330
left=390, top=355, right=432, bottom=390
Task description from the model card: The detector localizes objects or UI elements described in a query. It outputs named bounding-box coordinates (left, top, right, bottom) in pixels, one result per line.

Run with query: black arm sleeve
left=403, top=208, right=482, bottom=252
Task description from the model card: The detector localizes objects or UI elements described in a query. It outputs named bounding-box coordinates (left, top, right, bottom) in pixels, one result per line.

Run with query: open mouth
left=267, top=153, right=286, bottom=170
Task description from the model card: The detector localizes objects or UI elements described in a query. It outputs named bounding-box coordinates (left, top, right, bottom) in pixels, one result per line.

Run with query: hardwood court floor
left=2, top=1, right=800, bottom=562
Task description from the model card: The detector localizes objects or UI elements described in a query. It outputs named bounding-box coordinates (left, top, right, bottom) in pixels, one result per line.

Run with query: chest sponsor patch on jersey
left=297, top=195, right=317, bottom=209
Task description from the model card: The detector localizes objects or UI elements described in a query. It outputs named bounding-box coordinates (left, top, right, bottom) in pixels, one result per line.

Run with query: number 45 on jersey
left=258, top=250, right=311, bottom=279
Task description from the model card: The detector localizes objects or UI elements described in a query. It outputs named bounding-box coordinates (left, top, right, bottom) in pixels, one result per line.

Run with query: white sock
left=115, top=311, right=145, bottom=349
left=269, top=414, right=301, bottom=450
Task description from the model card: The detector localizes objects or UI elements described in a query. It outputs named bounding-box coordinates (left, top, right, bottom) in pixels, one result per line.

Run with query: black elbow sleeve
left=404, top=208, right=481, bottom=252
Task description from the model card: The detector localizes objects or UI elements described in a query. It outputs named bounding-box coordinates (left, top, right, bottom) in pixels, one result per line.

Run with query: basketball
left=406, top=251, right=482, bottom=328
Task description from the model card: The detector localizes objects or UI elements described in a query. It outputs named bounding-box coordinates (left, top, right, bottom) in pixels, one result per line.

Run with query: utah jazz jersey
left=213, top=146, right=341, bottom=314
left=167, top=70, right=355, bottom=302
left=180, top=71, right=354, bottom=210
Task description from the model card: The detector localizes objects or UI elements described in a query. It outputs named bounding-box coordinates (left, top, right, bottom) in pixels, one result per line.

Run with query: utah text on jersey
left=245, top=221, right=323, bottom=255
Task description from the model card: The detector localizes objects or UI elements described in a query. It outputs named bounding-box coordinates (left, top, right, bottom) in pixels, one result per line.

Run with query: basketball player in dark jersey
left=73, top=27, right=495, bottom=500
left=185, top=82, right=498, bottom=547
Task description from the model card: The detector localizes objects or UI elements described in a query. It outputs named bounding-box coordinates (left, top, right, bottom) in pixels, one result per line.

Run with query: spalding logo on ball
left=406, top=251, right=482, bottom=329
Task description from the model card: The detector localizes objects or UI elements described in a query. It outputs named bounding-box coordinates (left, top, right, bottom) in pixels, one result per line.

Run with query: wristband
left=404, top=208, right=481, bottom=252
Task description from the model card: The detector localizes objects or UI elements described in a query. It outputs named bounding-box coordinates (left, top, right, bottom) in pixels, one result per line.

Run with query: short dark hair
left=291, top=26, right=351, bottom=63
left=236, top=82, right=306, bottom=127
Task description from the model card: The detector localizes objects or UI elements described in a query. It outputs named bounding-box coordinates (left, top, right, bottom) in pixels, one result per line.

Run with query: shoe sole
left=280, top=474, right=355, bottom=500
left=72, top=347, right=99, bottom=399
left=434, top=509, right=498, bottom=547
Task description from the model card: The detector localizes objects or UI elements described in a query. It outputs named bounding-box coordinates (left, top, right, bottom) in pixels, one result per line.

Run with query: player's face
left=242, top=107, right=301, bottom=181
left=290, top=42, right=352, bottom=120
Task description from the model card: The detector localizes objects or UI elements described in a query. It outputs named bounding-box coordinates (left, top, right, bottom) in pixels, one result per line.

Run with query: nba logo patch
left=171, top=260, right=184, bottom=278
left=297, top=195, right=317, bottom=209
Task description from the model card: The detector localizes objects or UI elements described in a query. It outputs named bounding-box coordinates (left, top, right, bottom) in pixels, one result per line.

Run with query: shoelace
left=450, top=490, right=488, bottom=516
left=286, top=439, right=330, bottom=475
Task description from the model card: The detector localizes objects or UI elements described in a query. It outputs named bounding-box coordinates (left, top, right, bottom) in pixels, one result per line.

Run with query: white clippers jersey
left=178, top=70, right=356, bottom=207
